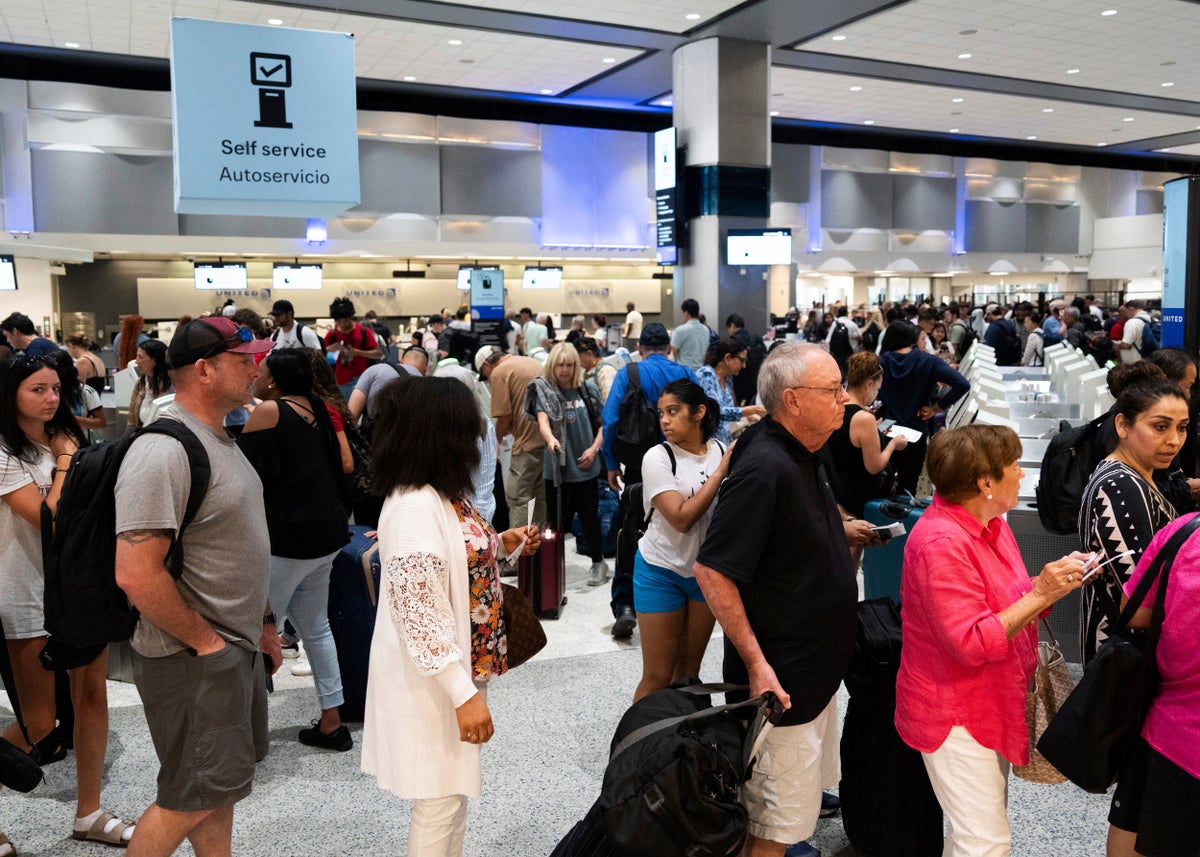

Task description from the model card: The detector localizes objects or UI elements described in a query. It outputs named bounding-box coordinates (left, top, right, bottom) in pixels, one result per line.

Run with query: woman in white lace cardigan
left=361, top=377, right=539, bottom=857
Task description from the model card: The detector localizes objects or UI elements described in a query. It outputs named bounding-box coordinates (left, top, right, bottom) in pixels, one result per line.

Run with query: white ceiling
left=2, top=0, right=1200, bottom=160
left=795, top=0, right=1200, bottom=103
left=771, top=68, right=1200, bottom=148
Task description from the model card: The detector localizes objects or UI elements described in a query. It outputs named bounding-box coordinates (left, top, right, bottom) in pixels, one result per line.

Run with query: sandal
left=72, top=812, right=135, bottom=848
left=0, top=831, right=15, bottom=857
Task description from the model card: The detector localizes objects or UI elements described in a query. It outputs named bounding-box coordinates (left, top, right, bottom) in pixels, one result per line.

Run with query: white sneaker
left=588, top=562, right=610, bottom=586
left=291, top=661, right=313, bottom=677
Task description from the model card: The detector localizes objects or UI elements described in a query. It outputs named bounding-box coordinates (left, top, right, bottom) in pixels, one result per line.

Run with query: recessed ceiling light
left=952, top=97, right=964, bottom=103
left=1097, top=142, right=1107, bottom=146
left=863, top=120, right=875, bottom=125
left=685, top=12, right=700, bottom=20
left=849, top=85, right=862, bottom=92
left=1042, top=107, right=1054, bottom=113
left=660, top=99, right=673, bottom=106
left=541, top=89, right=553, bottom=95
left=267, top=18, right=283, bottom=25
left=64, top=41, right=80, bottom=48
left=958, top=53, right=972, bottom=59
left=1066, top=68, right=1080, bottom=74
left=448, top=39, right=462, bottom=45
left=1162, top=81, right=1175, bottom=87
left=831, top=34, right=846, bottom=41
left=1027, top=135, right=1037, bottom=140
left=1123, top=117, right=1134, bottom=122
left=949, top=128, right=959, bottom=133
left=403, top=75, right=416, bottom=82
left=770, top=111, right=780, bottom=117
left=1101, top=9, right=1118, bottom=15
left=602, top=57, right=616, bottom=63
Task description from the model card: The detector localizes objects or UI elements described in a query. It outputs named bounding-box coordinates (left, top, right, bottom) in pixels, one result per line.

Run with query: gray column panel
left=31, top=150, right=177, bottom=234
left=440, top=146, right=541, bottom=217
left=178, top=214, right=308, bottom=238
left=892, top=175, right=955, bottom=231
left=771, top=143, right=812, bottom=204
left=1025, top=205, right=1081, bottom=254
left=965, top=199, right=1027, bottom=253
left=820, top=171, right=893, bottom=230
left=354, top=140, right=440, bottom=215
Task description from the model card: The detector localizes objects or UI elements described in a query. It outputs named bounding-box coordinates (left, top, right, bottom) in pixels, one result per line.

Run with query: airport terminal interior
left=2, top=0, right=1200, bottom=854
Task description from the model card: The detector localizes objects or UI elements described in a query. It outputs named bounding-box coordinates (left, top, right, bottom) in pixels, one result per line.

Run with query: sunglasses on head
left=8, top=353, right=59, bottom=370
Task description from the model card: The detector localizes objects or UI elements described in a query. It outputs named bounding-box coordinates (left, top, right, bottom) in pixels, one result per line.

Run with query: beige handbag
left=1013, top=621, right=1074, bottom=784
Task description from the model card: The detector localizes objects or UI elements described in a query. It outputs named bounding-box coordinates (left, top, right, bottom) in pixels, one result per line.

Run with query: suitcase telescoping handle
left=609, top=684, right=783, bottom=775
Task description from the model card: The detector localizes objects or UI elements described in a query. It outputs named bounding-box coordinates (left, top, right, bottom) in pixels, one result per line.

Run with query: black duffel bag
left=597, top=682, right=781, bottom=857
left=1038, top=514, right=1200, bottom=793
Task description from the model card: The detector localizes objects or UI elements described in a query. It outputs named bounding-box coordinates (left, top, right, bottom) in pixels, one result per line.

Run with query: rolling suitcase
left=520, top=460, right=567, bottom=619
left=862, top=495, right=930, bottom=606
left=840, top=598, right=943, bottom=857
left=327, top=526, right=381, bottom=722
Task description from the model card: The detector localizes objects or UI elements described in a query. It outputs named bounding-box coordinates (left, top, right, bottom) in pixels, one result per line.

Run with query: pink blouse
left=894, top=494, right=1040, bottom=766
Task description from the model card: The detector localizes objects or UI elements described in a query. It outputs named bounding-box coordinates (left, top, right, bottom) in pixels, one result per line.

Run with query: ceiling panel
left=795, top=0, right=1200, bottom=104
left=0, top=0, right=644, bottom=94
left=771, top=67, right=1200, bottom=147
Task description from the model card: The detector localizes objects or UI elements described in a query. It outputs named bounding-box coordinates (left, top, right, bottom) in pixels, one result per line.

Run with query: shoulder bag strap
left=609, top=684, right=767, bottom=762
left=1112, top=515, right=1200, bottom=657
left=627, top=361, right=641, bottom=396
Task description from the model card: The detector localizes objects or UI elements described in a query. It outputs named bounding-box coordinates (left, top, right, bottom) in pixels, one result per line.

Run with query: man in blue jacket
left=601, top=322, right=697, bottom=638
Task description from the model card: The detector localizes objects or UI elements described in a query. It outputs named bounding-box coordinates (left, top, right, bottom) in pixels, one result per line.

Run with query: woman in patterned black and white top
left=361, top=377, right=539, bottom=857
left=1078, top=362, right=1186, bottom=664
left=1077, top=361, right=1189, bottom=857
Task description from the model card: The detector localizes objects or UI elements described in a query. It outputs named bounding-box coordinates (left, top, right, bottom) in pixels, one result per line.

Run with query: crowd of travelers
left=0, top=287, right=1196, bottom=857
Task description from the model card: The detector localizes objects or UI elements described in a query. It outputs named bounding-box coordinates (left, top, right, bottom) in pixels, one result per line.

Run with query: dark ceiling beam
left=268, top=0, right=680, bottom=48
left=779, top=50, right=1200, bottom=117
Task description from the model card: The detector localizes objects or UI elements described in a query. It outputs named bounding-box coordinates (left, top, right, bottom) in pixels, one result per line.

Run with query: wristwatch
left=262, top=612, right=277, bottom=626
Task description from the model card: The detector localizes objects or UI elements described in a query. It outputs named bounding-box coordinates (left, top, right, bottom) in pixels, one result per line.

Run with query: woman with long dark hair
left=128, top=339, right=172, bottom=429
left=48, top=348, right=106, bottom=433
left=362, top=377, right=539, bottom=856
left=0, top=355, right=134, bottom=851
left=238, top=349, right=353, bottom=750
left=695, top=339, right=766, bottom=445
left=632, top=379, right=733, bottom=701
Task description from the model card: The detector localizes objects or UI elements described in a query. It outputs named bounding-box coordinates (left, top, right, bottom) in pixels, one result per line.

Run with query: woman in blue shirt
left=695, top=339, right=766, bottom=445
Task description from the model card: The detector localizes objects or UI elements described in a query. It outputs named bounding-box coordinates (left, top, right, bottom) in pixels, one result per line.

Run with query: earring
left=986, top=493, right=993, bottom=500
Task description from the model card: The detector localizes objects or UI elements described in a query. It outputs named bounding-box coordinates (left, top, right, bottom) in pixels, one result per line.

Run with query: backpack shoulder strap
left=139, top=419, right=211, bottom=578
left=627, top=361, right=641, bottom=394
left=662, top=441, right=676, bottom=475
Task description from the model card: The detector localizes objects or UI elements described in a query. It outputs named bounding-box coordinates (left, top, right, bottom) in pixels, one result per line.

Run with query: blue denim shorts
left=633, top=550, right=706, bottom=614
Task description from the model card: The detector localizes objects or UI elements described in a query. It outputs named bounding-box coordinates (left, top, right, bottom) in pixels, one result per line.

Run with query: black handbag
left=1037, top=514, right=1200, bottom=793
left=0, top=615, right=44, bottom=793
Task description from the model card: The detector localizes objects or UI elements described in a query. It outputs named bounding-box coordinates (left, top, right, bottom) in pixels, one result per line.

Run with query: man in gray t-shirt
left=670, top=299, right=711, bottom=371
left=113, top=317, right=277, bottom=852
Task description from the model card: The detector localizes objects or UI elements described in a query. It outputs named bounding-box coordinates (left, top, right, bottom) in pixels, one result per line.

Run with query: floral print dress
left=454, top=499, right=508, bottom=679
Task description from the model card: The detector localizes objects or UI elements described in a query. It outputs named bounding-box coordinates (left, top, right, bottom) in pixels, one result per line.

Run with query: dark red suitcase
left=518, top=523, right=567, bottom=619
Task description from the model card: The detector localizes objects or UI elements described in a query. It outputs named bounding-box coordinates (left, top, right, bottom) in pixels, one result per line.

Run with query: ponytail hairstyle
left=659, top=378, right=720, bottom=443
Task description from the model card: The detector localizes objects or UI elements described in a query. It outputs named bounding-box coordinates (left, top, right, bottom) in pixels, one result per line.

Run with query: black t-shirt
left=696, top=417, right=858, bottom=726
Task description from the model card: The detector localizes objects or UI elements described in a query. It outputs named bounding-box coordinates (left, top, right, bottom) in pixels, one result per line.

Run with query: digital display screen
left=0, top=255, right=16, bottom=291
left=726, top=229, right=792, bottom=266
left=272, top=263, right=322, bottom=290
left=521, top=266, right=563, bottom=289
left=457, top=266, right=473, bottom=291
left=194, top=262, right=248, bottom=290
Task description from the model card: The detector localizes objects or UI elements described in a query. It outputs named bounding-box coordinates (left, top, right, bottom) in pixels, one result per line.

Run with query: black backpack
left=951, top=319, right=977, bottom=356
left=993, top=318, right=1022, bottom=365
left=613, top=363, right=662, bottom=467
left=597, top=683, right=781, bottom=857
left=42, top=419, right=210, bottom=653
left=1137, top=316, right=1160, bottom=357
left=829, top=320, right=853, bottom=360
left=1035, top=413, right=1112, bottom=535
left=1082, top=330, right=1116, bottom=367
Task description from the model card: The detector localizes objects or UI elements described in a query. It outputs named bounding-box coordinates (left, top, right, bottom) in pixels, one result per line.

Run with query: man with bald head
left=694, top=342, right=858, bottom=857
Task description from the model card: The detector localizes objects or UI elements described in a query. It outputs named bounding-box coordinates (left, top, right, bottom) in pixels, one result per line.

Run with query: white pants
left=921, top=726, right=1011, bottom=857
left=408, top=795, right=468, bottom=857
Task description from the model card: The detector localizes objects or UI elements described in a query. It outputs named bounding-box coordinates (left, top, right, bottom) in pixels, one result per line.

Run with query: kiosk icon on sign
left=249, top=52, right=293, bottom=129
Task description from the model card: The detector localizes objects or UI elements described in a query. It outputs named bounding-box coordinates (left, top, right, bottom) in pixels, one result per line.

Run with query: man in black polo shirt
left=694, top=341, right=858, bottom=857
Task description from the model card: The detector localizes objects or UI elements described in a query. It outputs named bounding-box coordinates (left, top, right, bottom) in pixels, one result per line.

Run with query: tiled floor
left=2, top=537, right=1114, bottom=856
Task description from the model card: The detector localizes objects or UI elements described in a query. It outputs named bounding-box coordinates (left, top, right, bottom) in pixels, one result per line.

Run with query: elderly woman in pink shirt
left=895, top=425, right=1086, bottom=857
